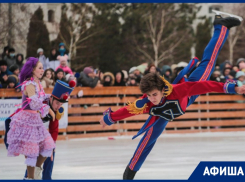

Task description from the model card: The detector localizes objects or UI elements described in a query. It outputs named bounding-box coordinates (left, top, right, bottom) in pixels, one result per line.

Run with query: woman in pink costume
left=7, top=57, right=55, bottom=179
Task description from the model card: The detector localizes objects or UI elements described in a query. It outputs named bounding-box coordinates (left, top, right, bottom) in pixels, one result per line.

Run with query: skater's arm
left=172, top=80, right=239, bottom=98
left=101, top=106, right=136, bottom=126
left=101, top=95, right=150, bottom=126
left=25, top=83, right=50, bottom=117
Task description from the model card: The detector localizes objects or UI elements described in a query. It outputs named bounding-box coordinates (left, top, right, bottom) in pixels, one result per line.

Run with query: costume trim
left=103, top=108, right=115, bottom=126
left=200, top=26, right=227, bottom=81
left=160, top=75, right=173, bottom=97
left=223, top=80, right=236, bottom=94
left=56, top=106, right=64, bottom=120
left=129, top=127, right=153, bottom=170
left=126, top=99, right=148, bottom=115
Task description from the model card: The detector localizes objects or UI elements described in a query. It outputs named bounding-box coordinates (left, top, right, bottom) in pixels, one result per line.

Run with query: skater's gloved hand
left=49, top=108, right=55, bottom=122
left=42, top=114, right=52, bottom=123
left=99, top=117, right=106, bottom=128
left=235, top=85, right=245, bottom=94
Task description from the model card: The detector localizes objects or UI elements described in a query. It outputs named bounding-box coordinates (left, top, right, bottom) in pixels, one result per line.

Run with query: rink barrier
left=1, top=87, right=245, bottom=143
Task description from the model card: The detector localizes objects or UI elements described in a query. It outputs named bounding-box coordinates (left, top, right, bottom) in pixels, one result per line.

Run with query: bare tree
left=0, top=3, right=32, bottom=51
left=132, top=4, right=196, bottom=67
left=57, top=3, right=99, bottom=65
left=223, top=4, right=245, bottom=64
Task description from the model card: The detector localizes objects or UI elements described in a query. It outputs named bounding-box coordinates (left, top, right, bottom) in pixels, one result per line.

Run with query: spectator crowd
left=1, top=44, right=245, bottom=92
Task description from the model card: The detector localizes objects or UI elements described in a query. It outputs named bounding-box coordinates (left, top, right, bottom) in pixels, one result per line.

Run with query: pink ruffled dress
left=7, top=80, right=55, bottom=167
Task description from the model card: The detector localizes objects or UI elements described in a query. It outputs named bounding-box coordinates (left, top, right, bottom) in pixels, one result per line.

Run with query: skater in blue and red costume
left=99, top=14, right=244, bottom=179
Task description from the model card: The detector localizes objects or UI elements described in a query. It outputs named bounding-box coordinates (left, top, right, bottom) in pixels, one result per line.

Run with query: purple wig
left=19, top=57, right=39, bottom=83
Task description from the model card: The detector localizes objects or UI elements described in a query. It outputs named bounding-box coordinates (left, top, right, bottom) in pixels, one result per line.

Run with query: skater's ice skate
left=212, top=10, right=241, bottom=29
left=212, top=10, right=243, bottom=22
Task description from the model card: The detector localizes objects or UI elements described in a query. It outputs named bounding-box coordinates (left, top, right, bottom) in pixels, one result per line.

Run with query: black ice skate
left=212, top=10, right=242, bottom=29
left=123, top=165, right=137, bottom=180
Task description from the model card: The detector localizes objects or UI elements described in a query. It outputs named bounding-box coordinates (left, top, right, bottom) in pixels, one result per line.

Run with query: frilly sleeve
left=29, top=95, right=50, bottom=113
left=43, top=94, right=51, bottom=102
left=40, top=104, right=50, bottom=118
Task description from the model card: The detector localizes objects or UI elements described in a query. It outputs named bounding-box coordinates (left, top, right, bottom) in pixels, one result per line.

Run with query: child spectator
left=56, top=55, right=73, bottom=75
left=54, top=68, right=66, bottom=83
left=37, top=48, right=49, bottom=70
left=236, top=71, right=245, bottom=86
left=9, top=65, right=20, bottom=77
left=41, top=68, right=55, bottom=88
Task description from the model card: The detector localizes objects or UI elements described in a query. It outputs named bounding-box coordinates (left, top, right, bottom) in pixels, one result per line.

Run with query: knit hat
left=59, top=43, right=65, bottom=48
left=83, top=67, right=93, bottom=75
left=236, top=71, right=245, bottom=79
left=129, top=66, right=137, bottom=74
left=37, top=48, right=44, bottom=54
left=0, top=60, right=8, bottom=66
left=237, top=58, right=245, bottom=66
left=7, top=75, right=18, bottom=84
left=9, top=64, right=19, bottom=73
left=121, top=70, right=128, bottom=80
left=136, top=64, right=147, bottom=74
left=57, top=55, right=68, bottom=64
left=177, top=61, right=188, bottom=68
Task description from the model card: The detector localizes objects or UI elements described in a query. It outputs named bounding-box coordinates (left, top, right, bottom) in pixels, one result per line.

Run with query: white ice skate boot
left=212, top=10, right=242, bottom=29
left=34, top=166, right=42, bottom=179
left=212, top=9, right=243, bottom=22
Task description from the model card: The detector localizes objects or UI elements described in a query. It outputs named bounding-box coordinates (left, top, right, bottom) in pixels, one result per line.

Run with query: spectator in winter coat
left=57, top=43, right=69, bottom=57
left=236, top=71, right=245, bottom=87
left=78, top=67, right=101, bottom=88
left=7, top=75, right=19, bottom=89
left=15, top=53, right=24, bottom=71
left=54, top=68, right=66, bottom=83
left=103, top=72, right=115, bottom=86
left=56, top=55, right=73, bottom=75
left=48, top=48, right=59, bottom=70
left=9, top=65, right=20, bottom=77
left=1, top=46, right=9, bottom=60
left=237, top=58, right=245, bottom=72
left=144, top=64, right=160, bottom=75
left=210, top=69, right=225, bottom=82
left=4, top=48, right=16, bottom=68
left=222, top=67, right=233, bottom=80
left=114, top=71, right=126, bottom=86
left=161, top=65, right=172, bottom=83
left=37, top=48, right=49, bottom=70
left=0, top=60, right=13, bottom=88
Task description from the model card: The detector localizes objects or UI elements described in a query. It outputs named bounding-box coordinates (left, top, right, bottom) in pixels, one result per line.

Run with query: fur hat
left=57, top=55, right=68, bottom=63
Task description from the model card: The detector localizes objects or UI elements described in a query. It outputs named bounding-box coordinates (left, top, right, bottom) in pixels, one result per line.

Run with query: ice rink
left=0, top=131, right=245, bottom=179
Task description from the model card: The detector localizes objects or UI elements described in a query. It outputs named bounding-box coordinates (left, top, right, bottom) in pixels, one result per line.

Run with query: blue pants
left=4, top=117, right=11, bottom=149
left=128, top=24, right=229, bottom=171
left=24, top=150, right=55, bottom=180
